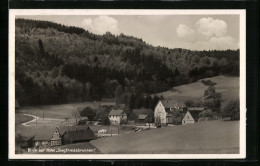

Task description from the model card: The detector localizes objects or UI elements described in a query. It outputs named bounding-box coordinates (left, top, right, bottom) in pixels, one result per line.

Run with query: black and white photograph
left=9, top=9, right=246, bottom=159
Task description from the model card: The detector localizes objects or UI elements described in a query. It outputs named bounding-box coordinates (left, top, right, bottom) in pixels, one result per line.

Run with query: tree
left=72, top=107, right=81, bottom=124
left=221, top=100, right=240, bottom=120
left=204, top=83, right=222, bottom=112
left=185, top=100, right=194, bottom=107
left=80, top=106, right=94, bottom=117
left=174, top=68, right=180, bottom=76
left=204, top=84, right=221, bottom=102
left=38, top=39, right=45, bottom=56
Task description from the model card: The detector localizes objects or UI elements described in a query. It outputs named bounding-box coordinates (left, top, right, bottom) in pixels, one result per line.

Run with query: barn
left=62, top=126, right=96, bottom=144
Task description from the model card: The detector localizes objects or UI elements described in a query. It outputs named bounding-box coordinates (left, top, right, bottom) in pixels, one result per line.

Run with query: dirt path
left=21, top=114, right=39, bottom=126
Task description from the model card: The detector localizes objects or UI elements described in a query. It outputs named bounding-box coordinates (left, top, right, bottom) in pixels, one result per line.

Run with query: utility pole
left=36, top=114, right=37, bottom=126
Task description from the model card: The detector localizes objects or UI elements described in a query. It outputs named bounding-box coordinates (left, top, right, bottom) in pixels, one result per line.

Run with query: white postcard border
left=9, top=9, right=246, bottom=159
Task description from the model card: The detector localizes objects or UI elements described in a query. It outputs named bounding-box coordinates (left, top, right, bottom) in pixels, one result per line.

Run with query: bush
left=221, top=100, right=240, bottom=120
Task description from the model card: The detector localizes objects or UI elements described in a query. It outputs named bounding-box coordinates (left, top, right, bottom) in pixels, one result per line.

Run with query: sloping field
left=91, top=120, right=239, bottom=154
left=20, top=102, right=100, bottom=119
left=15, top=114, right=34, bottom=125
left=156, top=75, right=239, bottom=110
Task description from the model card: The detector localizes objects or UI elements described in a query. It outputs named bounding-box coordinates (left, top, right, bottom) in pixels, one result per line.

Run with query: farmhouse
left=182, top=111, right=201, bottom=125
left=128, top=109, right=154, bottom=124
left=16, top=126, right=96, bottom=148
left=100, top=98, right=116, bottom=108
left=108, top=109, right=127, bottom=125
left=154, top=99, right=186, bottom=125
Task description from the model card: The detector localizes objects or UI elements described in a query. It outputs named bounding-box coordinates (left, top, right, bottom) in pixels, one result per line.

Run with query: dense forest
left=15, top=19, right=239, bottom=107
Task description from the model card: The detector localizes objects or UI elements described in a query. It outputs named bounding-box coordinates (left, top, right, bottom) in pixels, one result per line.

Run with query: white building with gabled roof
left=154, top=99, right=186, bottom=125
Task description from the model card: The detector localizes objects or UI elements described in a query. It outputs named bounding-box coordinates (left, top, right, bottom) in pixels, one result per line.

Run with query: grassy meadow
left=91, top=120, right=239, bottom=154
left=156, top=75, right=239, bottom=110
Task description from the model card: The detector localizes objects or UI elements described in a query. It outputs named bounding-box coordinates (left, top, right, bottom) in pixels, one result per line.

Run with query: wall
left=108, top=115, right=121, bottom=125
left=182, top=111, right=194, bottom=125
left=154, top=101, right=166, bottom=124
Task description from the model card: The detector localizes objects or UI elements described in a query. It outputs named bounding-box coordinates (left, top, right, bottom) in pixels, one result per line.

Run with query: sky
left=17, top=15, right=240, bottom=50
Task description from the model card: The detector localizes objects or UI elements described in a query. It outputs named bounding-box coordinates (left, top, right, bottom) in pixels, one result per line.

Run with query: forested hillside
left=15, top=19, right=239, bottom=107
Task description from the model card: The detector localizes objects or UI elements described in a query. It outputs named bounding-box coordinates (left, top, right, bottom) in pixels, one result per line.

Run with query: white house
left=108, top=109, right=127, bottom=125
left=182, top=111, right=201, bottom=125
left=154, top=99, right=186, bottom=125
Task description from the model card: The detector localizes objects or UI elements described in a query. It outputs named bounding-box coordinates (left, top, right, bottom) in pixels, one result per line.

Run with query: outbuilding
left=182, top=111, right=201, bottom=125
left=108, top=109, right=127, bottom=125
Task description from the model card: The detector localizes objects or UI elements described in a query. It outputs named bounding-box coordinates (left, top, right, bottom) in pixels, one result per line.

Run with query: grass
left=20, top=101, right=99, bottom=119
left=156, top=75, right=239, bottom=110
left=90, top=120, right=239, bottom=154
left=15, top=114, right=34, bottom=125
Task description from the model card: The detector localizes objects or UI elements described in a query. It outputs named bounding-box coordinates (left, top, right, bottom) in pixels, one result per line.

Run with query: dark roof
left=15, top=99, right=20, bottom=108
left=16, top=126, right=94, bottom=141
left=138, top=114, right=148, bottom=120
left=160, top=99, right=185, bottom=109
left=188, top=111, right=202, bottom=122
left=188, top=107, right=205, bottom=111
left=63, top=127, right=96, bottom=141
left=16, top=126, right=56, bottom=141
left=108, top=109, right=125, bottom=116
left=101, top=98, right=116, bottom=107
left=128, top=109, right=153, bottom=121
left=57, top=126, right=92, bottom=136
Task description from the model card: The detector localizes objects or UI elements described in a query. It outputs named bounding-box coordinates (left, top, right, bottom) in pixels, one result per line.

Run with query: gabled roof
left=57, top=126, right=92, bottom=136
left=138, top=114, right=148, bottom=120
left=160, top=99, right=185, bottom=109
left=63, top=127, right=96, bottom=141
left=108, top=109, right=125, bottom=116
left=188, top=111, right=201, bottom=122
left=16, top=126, right=56, bottom=141
left=128, top=109, right=153, bottom=121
